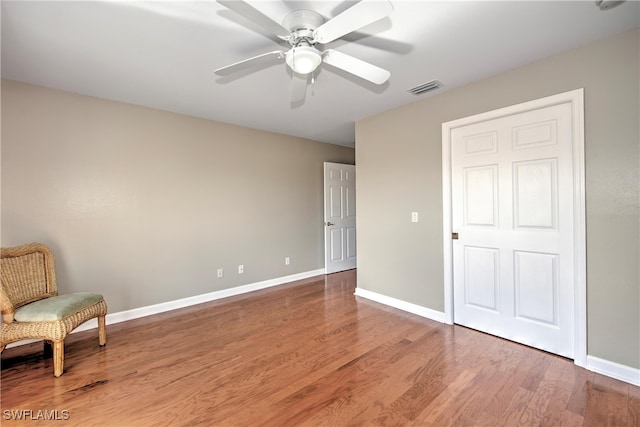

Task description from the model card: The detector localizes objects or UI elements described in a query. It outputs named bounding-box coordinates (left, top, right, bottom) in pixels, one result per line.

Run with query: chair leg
left=98, top=315, right=107, bottom=346
left=53, top=340, right=64, bottom=377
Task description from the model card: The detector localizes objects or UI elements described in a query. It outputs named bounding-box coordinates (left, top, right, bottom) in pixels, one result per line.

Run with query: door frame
left=441, top=89, right=587, bottom=367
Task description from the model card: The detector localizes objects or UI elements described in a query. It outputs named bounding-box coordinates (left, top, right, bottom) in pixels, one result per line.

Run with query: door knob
left=326, top=222, right=334, bottom=226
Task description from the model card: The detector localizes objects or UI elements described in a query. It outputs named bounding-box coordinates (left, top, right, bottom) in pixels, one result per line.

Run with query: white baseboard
left=8, top=273, right=639, bottom=388
left=354, top=288, right=640, bottom=387
left=586, top=355, right=640, bottom=387
left=6, top=269, right=325, bottom=348
left=353, top=287, right=447, bottom=324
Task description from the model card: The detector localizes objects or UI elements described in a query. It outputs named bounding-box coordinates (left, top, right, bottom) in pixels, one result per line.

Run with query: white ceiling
left=2, top=1, right=639, bottom=147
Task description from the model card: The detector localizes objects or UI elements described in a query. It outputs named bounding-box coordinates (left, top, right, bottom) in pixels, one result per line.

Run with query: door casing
left=441, top=89, right=586, bottom=367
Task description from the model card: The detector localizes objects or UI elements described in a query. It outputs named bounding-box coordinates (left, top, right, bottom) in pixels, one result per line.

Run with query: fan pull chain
left=311, top=71, right=315, bottom=97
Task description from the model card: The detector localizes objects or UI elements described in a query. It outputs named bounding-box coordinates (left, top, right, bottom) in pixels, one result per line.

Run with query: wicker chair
left=0, top=243, right=107, bottom=377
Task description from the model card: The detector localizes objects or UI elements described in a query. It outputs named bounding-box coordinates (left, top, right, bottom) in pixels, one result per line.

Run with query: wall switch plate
left=216, top=268, right=223, bottom=278
left=285, top=257, right=290, bottom=265
left=238, top=264, right=244, bottom=274
left=411, top=212, right=419, bottom=223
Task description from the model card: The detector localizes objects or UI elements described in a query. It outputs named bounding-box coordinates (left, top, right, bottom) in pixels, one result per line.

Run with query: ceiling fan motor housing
left=283, top=10, right=325, bottom=33
left=282, top=9, right=325, bottom=47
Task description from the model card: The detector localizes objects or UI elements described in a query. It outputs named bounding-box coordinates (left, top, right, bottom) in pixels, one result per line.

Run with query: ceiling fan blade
left=322, top=49, right=390, bottom=85
left=313, top=0, right=393, bottom=44
left=290, top=73, right=308, bottom=105
left=215, top=51, right=285, bottom=76
left=217, top=0, right=290, bottom=38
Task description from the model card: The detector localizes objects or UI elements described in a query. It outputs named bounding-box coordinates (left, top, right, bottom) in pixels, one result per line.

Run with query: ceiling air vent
left=407, top=80, right=441, bottom=95
left=595, top=0, right=626, bottom=10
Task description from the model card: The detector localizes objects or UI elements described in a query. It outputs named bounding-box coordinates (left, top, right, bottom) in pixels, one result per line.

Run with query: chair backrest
left=0, top=243, right=58, bottom=323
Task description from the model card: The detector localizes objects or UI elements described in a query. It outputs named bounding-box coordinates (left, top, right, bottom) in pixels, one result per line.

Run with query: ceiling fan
left=214, top=0, right=394, bottom=90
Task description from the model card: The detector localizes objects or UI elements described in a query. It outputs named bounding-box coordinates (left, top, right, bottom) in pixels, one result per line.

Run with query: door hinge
left=452, top=232, right=459, bottom=240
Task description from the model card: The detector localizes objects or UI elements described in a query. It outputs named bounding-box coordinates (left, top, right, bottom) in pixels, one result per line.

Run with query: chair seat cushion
left=14, top=293, right=104, bottom=322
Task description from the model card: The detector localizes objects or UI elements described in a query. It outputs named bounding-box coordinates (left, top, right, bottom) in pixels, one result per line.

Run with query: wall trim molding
left=7, top=269, right=325, bottom=348
left=354, top=287, right=447, bottom=324
left=586, top=355, right=640, bottom=387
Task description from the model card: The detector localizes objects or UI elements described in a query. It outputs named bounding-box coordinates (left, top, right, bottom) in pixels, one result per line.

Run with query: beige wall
left=356, top=29, right=639, bottom=369
left=1, top=80, right=354, bottom=313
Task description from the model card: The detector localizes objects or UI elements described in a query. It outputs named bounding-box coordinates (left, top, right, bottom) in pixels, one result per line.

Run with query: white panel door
left=324, top=163, right=356, bottom=274
left=451, top=102, right=575, bottom=358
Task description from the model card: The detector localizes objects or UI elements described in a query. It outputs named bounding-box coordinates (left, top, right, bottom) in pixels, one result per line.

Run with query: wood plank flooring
left=1, top=270, right=638, bottom=426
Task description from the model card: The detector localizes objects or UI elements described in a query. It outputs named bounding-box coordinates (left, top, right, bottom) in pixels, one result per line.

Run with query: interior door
left=324, top=162, right=356, bottom=274
left=451, top=101, right=575, bottom=358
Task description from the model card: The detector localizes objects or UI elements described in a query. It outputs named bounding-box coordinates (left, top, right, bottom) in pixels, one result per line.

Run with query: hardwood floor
left=1, top=270, right=638, bottom=426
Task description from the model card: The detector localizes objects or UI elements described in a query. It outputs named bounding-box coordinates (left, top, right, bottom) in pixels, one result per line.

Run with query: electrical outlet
left=411, top=212, right=419, bottom=223
left=285, top=257, right=290, bottom=265
left=238, top=264, right=244, bottom=274
left=216, top=268, right=223, bottom=278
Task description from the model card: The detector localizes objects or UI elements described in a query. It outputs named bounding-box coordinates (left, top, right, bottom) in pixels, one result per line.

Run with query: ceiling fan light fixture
left=286, top=46, right=322, bottom=75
